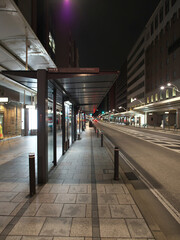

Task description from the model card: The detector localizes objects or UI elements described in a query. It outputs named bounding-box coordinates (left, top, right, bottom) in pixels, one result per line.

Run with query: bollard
left=101, top=133, right=103, bottom=147
left=29, top=153, right=36, bottom=196
left=78, top=133, right=80, bottom=140
left=114, top=147, right=119, bottom=180
left=97, top=129, right=99, bottom=138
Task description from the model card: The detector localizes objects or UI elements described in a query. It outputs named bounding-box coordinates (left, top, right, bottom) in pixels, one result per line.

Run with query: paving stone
left=0, top=191, right=18, bottom=201
left=96, top=185, right=105, bottom=193
left=36, top=203, right=63, bottom=217
left=23, top=203, right=41, bottom=216
left=0, top=216, right=13, bottom=234
left=32, top=193, right=57, bottom=203
left=97, top=193, right=118, bottom=205
left=55, top=194, right=76, bottom=203
left=50, top=185, right=69, bottom=193
left=61, top=204, right=85, bottom=217
left=40, top=217, right=72, bottom=236
left=69, top=185, right=88, bottom=194
left=86, top=204, right=92, bottom=218
left=98, top=205, right=111, bottom=218
left=53, top=238, right=84, bottom=240
left=39, top=184, right=53, bottom=193
left=0, top=183, right=17, bottom=192
left=132, top=204, right=143, bottom=218
left=126, top=219, right=153, bottom=238
left=21, top=237, right=53, bottom=240
left=9, top=217, right=46, bottom=235
left=77, top=194, right=91, bottom=203
left=0, top=202, right=19, bottom=215
left=12, top=183, right=29, bottom=193
left=110, top=205, right=136, bottom=218
left=70, top=218, right=92, bottom=237
left=4, top=236, right=22, bottom=240
left=10, top=202, right=25, bottom=216
left=116, top=193, right=135, bottom=204
left=11, top=192, right=28, bottom=203
left=105, top=185, right=125, bottom=194
left=99, top=219, right=130, bottom=238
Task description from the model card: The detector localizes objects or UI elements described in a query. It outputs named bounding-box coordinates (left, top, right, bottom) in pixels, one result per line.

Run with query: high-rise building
left=144, top=0, right=180, bottom=127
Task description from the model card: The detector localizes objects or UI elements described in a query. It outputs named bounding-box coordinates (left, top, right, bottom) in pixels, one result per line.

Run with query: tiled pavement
left=0, top=126, right=155, bottom=240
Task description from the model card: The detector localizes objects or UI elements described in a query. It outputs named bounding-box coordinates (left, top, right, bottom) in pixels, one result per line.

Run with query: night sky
left=70, top=0, right=160, bottom=70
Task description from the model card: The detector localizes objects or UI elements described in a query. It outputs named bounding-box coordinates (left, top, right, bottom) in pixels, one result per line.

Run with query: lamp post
left=160, top=83, right=180, bottom=92
left=118, top=106, right=127, bottom=111
left=132, top=98, right=144, bottom=104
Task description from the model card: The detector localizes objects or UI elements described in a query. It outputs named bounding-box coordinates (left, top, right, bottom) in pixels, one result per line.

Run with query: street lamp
left=160, top=83, right=180, bottom=92
left=167, top=83, right=179, bottom=92
left=132, top=98, right=144, bottom=104
left=118, top=106, right=127, bottom=111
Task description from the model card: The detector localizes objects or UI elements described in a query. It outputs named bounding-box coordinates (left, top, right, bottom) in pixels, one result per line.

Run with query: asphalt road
left=95, top=122, right=180, bottom=214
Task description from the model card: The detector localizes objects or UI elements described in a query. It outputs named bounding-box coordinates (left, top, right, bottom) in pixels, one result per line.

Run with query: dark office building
left=13, top=0, right=79, bottom=67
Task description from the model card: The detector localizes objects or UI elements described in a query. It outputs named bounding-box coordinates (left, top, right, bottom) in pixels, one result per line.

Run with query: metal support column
left=53, top=88, right=57, bottom=166
left=79, top=111, right=81, bottom=133
left=71, top=105, right=74, bottom=143
left=62, top=96, right=65, bottom=155
left=74, top=106, right=77, bottom=141
left=37, top=69, right=48, bottom=184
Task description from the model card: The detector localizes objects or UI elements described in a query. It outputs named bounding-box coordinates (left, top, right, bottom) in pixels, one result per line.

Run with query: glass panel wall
left=48, top=98, right=53, bottom=170
left=56, top=103, right=62, bottom=161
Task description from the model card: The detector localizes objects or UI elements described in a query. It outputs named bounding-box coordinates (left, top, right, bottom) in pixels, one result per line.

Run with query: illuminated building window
left=172, top=87, right=176, bottom=97
left=166, top=89, right=169, bottom=98
left=155, top=93, right=158, bottom=101
left=147, top=97, right=149, bottom=103
left=160, top=92, right=163, bottom=100
left=160, top=91, right=163, bottom=100
left=151, top=95, right=154, bottom=102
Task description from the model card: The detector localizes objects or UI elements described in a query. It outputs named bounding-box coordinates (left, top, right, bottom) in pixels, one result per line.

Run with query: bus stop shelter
left=2, top=68, right=119, bottom=183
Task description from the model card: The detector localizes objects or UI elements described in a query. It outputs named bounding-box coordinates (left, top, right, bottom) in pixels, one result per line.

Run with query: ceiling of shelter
left=3, top=69, right=119, bottom=113
left=0, top=0, right=56, bottom=71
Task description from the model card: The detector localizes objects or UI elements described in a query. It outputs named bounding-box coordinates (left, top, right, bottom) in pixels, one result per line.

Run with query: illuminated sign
left=0, top=97, right=8, bottom=103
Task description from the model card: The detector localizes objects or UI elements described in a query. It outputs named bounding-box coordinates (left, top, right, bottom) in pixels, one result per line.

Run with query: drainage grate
left=125, top=172, right=138, bottom=180
left=103, top=169, right=114, bottom=174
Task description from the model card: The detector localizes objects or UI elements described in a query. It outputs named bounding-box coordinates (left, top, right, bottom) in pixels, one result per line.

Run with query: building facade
left=143, top=0, right=180, bottom=128
left=107, top=0, right=180, bottom=128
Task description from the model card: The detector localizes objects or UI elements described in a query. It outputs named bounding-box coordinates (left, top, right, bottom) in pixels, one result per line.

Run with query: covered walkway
left=0, top=126, right=154, bottom=239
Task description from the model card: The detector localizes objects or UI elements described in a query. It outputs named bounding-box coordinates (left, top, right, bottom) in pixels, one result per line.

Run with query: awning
left=0, top=0, right=56, bottom=71
left=2, top=68, right=119, bottom=113
left=134, top=97, right=180, bottom=112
